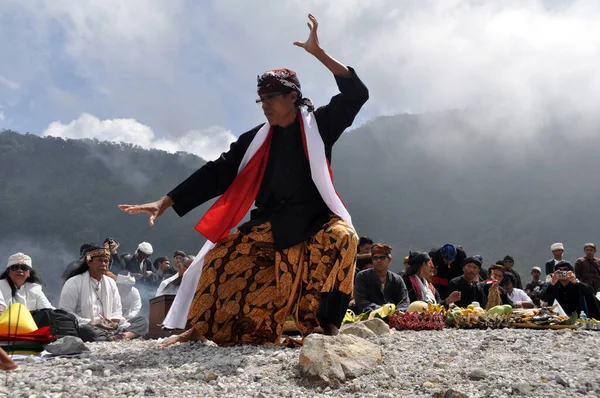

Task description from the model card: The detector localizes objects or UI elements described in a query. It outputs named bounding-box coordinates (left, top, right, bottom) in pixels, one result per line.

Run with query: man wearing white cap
left=545, top=243, right=565, bottom=276
left=0, top=253, right=54, bottom=311
left=122, top=242, right=157, bottom=283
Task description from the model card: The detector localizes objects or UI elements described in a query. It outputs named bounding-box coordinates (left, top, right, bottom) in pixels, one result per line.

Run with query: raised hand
left=118, top=196, right=174, bottom=226
left=293, top=13, right=322, bottom=55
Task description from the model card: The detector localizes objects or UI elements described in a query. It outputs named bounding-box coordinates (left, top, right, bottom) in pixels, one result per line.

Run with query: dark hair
left=358, top=236, right=374, bottom=253
left=0, top=268, right=44, bottom=298
left=68, top=245, right=105, bottom=280
left=153, top=256, right=169, bottom=269
left=405, top=252, right=430, bottom=277
left=79, top=242, right=95, bottom=257
left=501, top=272, right=516, bottom=287
left=103, top=237, right=116, bottom=245
left=356, top=254, right=373, bottom=271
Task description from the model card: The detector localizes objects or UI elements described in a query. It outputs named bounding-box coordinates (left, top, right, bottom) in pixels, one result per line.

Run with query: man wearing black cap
left=447, top=257, right=486, bottom=308
left=502, top=255, right=523, bottom=289
left=542, top=261, right=600, bottom=318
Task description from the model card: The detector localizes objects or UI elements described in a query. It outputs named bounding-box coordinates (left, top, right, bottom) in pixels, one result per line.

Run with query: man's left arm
left=294, top=14, right=369, bottom=146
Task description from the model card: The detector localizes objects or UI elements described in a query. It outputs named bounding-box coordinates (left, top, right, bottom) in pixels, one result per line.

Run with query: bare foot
left=122, top=332, right=137, bottom=340
left=0, top=348, right=17, bottom=371
left=322, top=324, right=339, bottom=336
left=158, top=328, right=196, bottom=348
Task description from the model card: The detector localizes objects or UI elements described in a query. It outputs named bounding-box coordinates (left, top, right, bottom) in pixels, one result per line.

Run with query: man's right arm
left=167, top=127, right=261, bottom=217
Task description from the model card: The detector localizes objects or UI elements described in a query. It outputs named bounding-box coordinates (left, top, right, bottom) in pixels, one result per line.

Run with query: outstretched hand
left=118, top=196, right=174, bottom=227
left=293, top=13, right=322, bottom=55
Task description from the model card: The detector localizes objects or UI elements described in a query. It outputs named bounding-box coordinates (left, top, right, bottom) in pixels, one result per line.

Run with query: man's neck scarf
left=164, top=108, right=352, bottom=329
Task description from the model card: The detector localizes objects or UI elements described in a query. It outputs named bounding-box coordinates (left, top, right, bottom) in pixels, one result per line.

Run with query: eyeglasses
left=372, top=255, right=388, bottom=262
left=255, top=92, right=285, bottom=104
left=8, top=264, right=31, bottom=272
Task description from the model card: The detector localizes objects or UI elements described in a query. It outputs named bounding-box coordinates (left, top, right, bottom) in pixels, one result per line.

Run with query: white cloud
left=4, top=1, right=600, bottom=144
left=0, top=75, right=19, bottom=90
left=42, top=113, right=236, bottom=161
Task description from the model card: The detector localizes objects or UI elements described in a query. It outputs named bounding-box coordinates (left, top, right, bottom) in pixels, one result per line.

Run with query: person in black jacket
left=502, top=255, right=523, bottom=289
left=122, top=242, right=157, bottom=285
left=543, top=261, right=600, bottom=318
left=119, top=14, right=369, bottom=347
left=430, top=243, right=467, bottom=300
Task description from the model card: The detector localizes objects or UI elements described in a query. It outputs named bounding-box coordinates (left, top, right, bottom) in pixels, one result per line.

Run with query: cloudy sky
left=1, top=0, right=599, bottom=160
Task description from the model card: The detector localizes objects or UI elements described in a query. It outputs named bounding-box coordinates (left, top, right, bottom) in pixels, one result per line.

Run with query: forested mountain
left=2, top=110, right=600, bottom=301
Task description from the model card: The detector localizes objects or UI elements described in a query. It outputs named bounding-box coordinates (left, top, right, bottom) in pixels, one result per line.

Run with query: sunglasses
left=372, top=255, right=388, bottom=261
left=9, top=264, right=31, bottom=272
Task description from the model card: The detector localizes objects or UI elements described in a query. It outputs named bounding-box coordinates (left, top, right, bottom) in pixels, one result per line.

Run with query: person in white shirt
left=501, top=272, right=534, bottom=308
left=115, top=273, right=142, bottom=320
left=59, top=246, right=148, bottom=341
left=0, top=253, right=54, bottom=312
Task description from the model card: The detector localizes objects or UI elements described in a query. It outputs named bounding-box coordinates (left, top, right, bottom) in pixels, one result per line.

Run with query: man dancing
left=119, top=14, right=368, bottom=346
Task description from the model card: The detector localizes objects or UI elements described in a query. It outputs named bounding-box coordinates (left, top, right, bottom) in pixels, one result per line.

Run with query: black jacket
left=167, top=69, right=368, bottom=250
left=354, top=268, right=409, bottom=313
left=543, top=281, right=600, bottom=318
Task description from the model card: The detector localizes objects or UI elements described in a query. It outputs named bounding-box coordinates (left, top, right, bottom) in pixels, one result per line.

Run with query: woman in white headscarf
left=0, top=253, right=54, bottom=311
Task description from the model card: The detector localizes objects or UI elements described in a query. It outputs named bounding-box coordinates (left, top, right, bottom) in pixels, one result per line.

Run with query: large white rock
left=298, top=333, right=383, bottom=383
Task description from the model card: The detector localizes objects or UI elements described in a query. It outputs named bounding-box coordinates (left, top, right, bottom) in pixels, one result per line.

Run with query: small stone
left=468, top=370, right=486, bottom=381
left=385, top=366, right=398, bottom=378
left=257, top=393, right=268, bottom=398
left=513, top=383, right=533, bottom=395
left=144, top=386, right=155, bottom=395
left=103, top=369, right=111, bottom=377
left=83, top=369, right=92, bottom=377
left=236, top=367, right=245, bottom=374
left=556, top=375, right=569, bottom=387
left=205, top=370, right=218, bottom=382
left=423, top=381, right=435, bottom=388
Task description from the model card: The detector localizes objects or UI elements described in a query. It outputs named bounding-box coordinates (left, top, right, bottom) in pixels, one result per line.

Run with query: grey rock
left=339, top=322, right=377, bottom=339
left=513, top=383, right=533, bottom=395
left=205, top=370, right=218, bottom=382
left=556, top=375, right=569, bottom=387
left=468, top=369, right=487, bottom=381
left=83, top=369, right=92, bottom=377
left=45, top=336, right=90, bottom=355
left=298, top=334, right=383, bottom=384
left=361, top=318, right=391, bottom=335
left=144, top=386, right=155, bottom=395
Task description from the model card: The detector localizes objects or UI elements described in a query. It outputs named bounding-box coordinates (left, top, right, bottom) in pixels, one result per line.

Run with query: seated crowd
left=1, top=238, right=196, bottom=343
left=352, top=238, right=600, bottom=319
left=2, top=237, right=600, bottom=347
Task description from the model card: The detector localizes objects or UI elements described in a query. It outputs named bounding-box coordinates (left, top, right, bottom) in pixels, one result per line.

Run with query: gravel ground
left=1, top=328, right=599, bottom=398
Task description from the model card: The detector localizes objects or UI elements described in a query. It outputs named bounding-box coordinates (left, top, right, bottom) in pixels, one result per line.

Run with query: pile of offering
left=510, top=305, right=576, bottom=328
left=343, top=303, right=396, bottom=324
left=388, top=301, right=445, bottom=331
left=446, top=304, right=512, bottom=329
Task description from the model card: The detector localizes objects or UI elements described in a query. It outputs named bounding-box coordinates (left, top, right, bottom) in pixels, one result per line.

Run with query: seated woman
left=0, top=253, right=54, bottom=311
left=59, top=246, right=148, bottom=342
left=402, top=251, right=460, bottom=307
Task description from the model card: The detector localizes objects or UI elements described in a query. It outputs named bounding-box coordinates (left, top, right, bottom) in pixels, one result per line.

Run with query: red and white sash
left=163, top=109, right=352, bottom=329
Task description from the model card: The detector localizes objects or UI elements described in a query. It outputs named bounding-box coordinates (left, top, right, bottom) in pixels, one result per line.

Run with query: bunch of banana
left=342, top=303, right=397, bottom=324
left=446, top=305, right=509, bottom=329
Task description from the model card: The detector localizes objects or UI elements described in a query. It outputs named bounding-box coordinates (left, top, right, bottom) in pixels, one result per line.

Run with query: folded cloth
left=0, top=326, right=56, bottom=343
